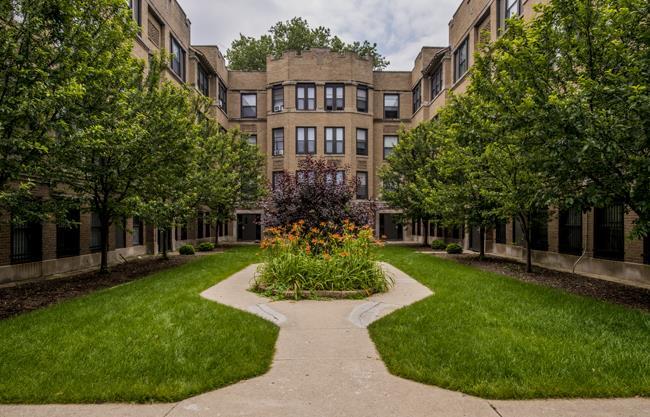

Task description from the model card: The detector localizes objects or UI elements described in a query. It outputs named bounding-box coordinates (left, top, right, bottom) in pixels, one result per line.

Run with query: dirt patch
left=0, top=255, right=197, bottom=320
left=432, top=252, right=650, bottom=312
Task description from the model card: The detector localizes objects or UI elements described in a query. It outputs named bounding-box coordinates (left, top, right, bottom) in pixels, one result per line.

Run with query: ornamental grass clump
left=254, top=220, right=391, bottom=299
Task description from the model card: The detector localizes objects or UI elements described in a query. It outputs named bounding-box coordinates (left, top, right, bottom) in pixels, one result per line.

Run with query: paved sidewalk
left=1, top=263, right=648, bottom=417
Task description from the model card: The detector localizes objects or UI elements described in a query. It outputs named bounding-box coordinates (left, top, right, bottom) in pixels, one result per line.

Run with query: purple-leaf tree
left=262, top=157, right=376, bottom=229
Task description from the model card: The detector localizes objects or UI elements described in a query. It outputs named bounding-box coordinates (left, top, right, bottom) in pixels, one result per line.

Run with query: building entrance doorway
left=379, top=214, right=403, bottom=241
left=237, top=214, right=261, bottom=241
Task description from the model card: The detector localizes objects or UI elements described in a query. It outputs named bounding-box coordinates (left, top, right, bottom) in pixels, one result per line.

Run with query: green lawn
left=370, top=246, right=650, bottom=399
left=0, top=246, right=278, bottom=404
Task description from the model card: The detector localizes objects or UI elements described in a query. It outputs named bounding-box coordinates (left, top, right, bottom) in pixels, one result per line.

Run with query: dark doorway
left=469, top=226, right=481, bottom=252
left=237, top=214, right=261, bottom=241
left=379, top=214, right=403, bottom=241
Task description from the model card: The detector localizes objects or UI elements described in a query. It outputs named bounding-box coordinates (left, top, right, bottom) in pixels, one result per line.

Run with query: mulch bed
left=0, top=255, right=194, bottom=320
left=432, top=251, right=650, bottom=312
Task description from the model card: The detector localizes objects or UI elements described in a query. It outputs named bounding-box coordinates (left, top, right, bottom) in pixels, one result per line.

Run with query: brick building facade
left=1, top=0, right=647, bottom=285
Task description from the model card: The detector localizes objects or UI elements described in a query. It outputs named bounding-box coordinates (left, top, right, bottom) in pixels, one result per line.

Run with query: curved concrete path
left=2, top=263, right=648, bottom=417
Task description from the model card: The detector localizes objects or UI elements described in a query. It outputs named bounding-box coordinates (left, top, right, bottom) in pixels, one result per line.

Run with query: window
left=272, top=85, right=284, bottom=112
left=504, top=0, right=521, bottom=20
left=272, top=171, right=284, bottom=189
left=431, top=65, right=443, bottom=98
left=247, top=134, right=257, bottom=146
left=218, top=78, right=227, bottom=112
left=170, top=36, right=186, bottom=80
left=272, top=128, right=284, bottom=156
left=197, top=65, right=209, bottom=96
left=412, top=81, right=421, bottom=113
left=90, top=212, right=102, bottom=252
left=594, top=204, right=625, bottom=261
left=512, top=217, right=525, bottom=246
left=128, top=0, right=141, bottom=26
left=241, top=93, right=256, bottom=118
left=325, top=84, right=344, bottom=111
left=383, top=136, right=398, bottom=159
left=218, top=221, right=229, bottom=237
left=454, top=37, right=469, bottom=82
left=356, top=128, right=368, bottom=156
left=495, top=220, right=506, bottom=244
left=357, top=86, right=368, bottom=112
left=530, top=211, right=548, bottom=251
left=176, top=225, right=187, bottom=241
left=356, top=172, right=368, bottom=199
left=296, top=83, right=316, bottom=110
left=325, top=171, right=345, bottom=185
left=197, top=212, right=205, bottom=239
left=132, top=216, right=143, bottom=246
left=115, top=218, right=126, bottom=249
left=11, top=221, right=42, bottom=263
left=297, top=170, right=316, bottom=184
left=325, top=127, right=344, bottom=154
left=56, top=209, right=80, bottom=258
left=296, top=127, right=316, bottom=155
left=384, top=94, right=399, bottom=119
left=559, top=209, right=582, bottom=255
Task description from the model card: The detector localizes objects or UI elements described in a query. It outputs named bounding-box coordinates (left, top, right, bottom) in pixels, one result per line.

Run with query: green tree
left=226, top=17, right=389, bottom=71
left=53, top=53, right=199, bottom=271
left=529, top=0, right=650, bottom=238
left=0, top=0, right=137, bottom=219
left=380, top=123, right=440, bottom=246
left=196, top=126, right=266, bottom=246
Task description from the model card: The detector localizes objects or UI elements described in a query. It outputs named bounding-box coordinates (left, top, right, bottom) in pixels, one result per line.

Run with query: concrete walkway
left=1, top=263, right=648, bottom=417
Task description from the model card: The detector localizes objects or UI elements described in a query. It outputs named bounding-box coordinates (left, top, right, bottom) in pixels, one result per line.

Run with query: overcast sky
left=179, top=0, right=460, bottom=71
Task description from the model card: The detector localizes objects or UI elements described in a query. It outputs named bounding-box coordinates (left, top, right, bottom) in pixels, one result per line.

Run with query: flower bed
left=253, top=220, right=391, bottom=299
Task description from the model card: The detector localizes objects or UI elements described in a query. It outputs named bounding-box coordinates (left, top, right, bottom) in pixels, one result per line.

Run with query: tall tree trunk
left=479, top=225, right=485, bottom=259
left=214, top=222, right=220, bottom=246
left=100, top=214, right=110, bottom=274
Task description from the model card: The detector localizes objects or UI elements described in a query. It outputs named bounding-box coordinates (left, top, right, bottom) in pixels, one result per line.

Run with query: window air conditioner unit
left=274, top=104, right=284, bottom=112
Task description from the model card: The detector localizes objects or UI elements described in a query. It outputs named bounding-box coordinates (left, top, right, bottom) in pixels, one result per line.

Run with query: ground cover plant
left=254, top=220, right=390, bottom=298
left=0, top=247, right=278, bottom=403
left=369, top=246, right=650, bottom=399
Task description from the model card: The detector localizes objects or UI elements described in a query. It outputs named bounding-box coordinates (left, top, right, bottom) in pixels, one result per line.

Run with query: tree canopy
left=226, top=17, right=389, bottom=71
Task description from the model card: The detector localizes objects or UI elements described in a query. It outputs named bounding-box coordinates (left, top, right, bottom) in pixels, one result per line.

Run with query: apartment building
left=1, top=0, right=647, bottom=286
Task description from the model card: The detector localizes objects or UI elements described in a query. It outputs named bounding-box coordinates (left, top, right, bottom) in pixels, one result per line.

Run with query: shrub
left=178, top=244, right=195, bottom=255
left=198, top=242, right=215, bottom=252
left=431, top=239, right=446, bottom=250
left=446, top=243, right=463, bottom=254
left=254, top=220, right=391, bottom=298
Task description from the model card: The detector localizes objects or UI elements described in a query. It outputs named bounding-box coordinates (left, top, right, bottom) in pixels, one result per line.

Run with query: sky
left=179, top=0, right=460, bottom=71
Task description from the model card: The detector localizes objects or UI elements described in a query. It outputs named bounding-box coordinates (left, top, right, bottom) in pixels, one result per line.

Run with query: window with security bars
left=559, top=209, right=582, bottom=255
left=325, top=84, right=344, bottom=111
left=132, top=217, right=143, bottom=246
left=56, top=209, right=80, bottom=258
left=325, top=127, right=344, bottom=154
left=594, top=204, right=625, bottom=261
left=495, top=220, right=506, bottom=244
left=90, top=212, right=102, bottom=252
left=11, top=221, right=42, bottom=263
left=530, top=211, right=548, bottom=251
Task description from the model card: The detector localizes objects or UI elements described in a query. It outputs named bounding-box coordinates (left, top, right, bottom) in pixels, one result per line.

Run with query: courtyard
left=0, top=246, right=648, bottom=417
